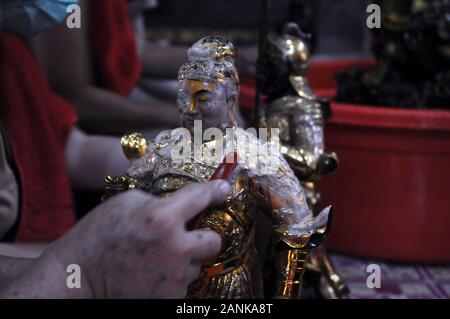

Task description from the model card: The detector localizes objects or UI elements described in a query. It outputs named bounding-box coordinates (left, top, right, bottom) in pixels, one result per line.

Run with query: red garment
left=0, top=32, right=77, bottom=242
left=89, top=0, right=142, bottom=96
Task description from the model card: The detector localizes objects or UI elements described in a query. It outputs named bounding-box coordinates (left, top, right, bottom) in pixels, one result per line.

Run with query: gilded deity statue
left=258, top=23, right=347, bottom=298
left=104, top=36, right=332, bottom=299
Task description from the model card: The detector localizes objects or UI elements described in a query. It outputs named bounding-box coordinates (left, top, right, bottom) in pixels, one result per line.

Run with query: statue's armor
left=146, top=131, right=258, bottom=297
left=270, top=96, right=323, bottom=158
left=258, top=23, right=347, bottom=298
left=261, top=75, right=337, bottom=186
left=266, top=78, right=324, bottom=159
left=104, top=35, right=331, bottom=299
left=105, top=128, right=331, bottom=299
left=186, top=174, right=262, bottom=298
left=261, top=77, right=336, bottom=208
left=148, top=130, right=284, bottom=298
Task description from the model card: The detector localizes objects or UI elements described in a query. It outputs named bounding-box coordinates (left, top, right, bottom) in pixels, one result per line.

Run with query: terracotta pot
left=240, top=60, right=450, bottom=263
left=320, top=102, right=450, bottom=263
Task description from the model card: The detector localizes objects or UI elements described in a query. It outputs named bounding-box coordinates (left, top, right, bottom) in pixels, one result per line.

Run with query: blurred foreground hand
left=0, top=181, right=230, bottom=299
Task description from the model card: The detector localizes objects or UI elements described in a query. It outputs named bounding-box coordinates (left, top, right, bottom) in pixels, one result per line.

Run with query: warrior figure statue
left=104, top=36, right=332, bottom=299
left=259, top=23, right=347, bottom=298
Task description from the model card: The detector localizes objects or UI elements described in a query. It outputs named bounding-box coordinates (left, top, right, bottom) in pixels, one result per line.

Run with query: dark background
left=145, top=0, right=373, bottom=57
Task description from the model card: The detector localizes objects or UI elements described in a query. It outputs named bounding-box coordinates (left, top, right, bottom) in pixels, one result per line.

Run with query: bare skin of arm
left=0, top=257, right=34, bottom=291
left=0, top=136, right=48, bottom=258
left=65, top=128, right=129, bottom=190
left=0, top=245, right=47, bottom=259
left=0, top=181, right=230, bottom=298
left=140, top=42, right=188, bottom=79
left=137, top=32, right=256, bottom=79
left=126, top=2, right=188, bottom=80
left=128, top=5, right=257, bottom=79
left=0, top=127, right=127, bottom=257
left=27, top=0, right=179, bottom=135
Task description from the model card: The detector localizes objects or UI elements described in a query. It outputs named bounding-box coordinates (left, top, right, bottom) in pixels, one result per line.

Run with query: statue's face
left=177, top=77, right=236, bottom=133
left=286, top=38, right=310, bottom=75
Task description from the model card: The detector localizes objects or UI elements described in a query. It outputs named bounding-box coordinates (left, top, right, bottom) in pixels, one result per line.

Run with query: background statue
left=104, top=36, right=331, bottom=299
left=258, top=22, right=347, bottom=299
left=259, top=23, right=338, bottom=187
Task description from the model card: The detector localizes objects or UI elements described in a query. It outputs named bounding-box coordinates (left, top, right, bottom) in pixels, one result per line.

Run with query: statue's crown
left=188, top=36, right=237, bottom=62
left=178, top=36, right=239, bottom=87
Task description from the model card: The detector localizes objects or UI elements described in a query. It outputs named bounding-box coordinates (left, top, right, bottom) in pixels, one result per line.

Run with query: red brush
left=209, top=151, right=239, bottom=181
left=188, top=152, right=239, bottom=230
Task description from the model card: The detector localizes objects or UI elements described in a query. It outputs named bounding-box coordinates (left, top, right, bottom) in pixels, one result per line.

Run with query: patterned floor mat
left=329, top=254, right=450, bottom=299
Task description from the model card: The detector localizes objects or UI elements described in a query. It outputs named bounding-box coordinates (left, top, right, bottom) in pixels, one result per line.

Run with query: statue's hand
left=121, top=132, right=148, bottom=160
left=121, top=132, right=156, bottom=179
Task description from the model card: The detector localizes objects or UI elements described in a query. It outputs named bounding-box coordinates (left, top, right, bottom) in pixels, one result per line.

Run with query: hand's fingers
left=185, top=229, right=222, bottom=263
left=164, top=181, right=231, bottom=221
left=186, top=263, right=203, bottom=286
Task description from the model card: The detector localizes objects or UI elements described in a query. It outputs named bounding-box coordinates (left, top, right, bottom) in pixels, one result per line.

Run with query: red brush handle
left=209, top=152, right=239, bottom=181
left=188, top=152, right=239, bottom=230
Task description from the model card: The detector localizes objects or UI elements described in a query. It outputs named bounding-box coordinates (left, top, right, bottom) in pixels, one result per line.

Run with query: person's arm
left=126, top=2, right=188, bottom=80
left=0, top=256, right=35, bottom=292
left=140, top=42, right=188, bottom=79
left=0, top=244, right=47, bottom=259
left=0, top=131, right=19, bottom=238
left=140, top=42, right=257, bottom=79
left=65, top=128, right=128, bottom=190
left=28, top=0, right=179, bottom=134
left=0, top=181, right=230, bottom=299
left=0, top=133, right=48, bottom=258
left=140, top=39, right=257, bottom=79
left=0, top=253, right=89, bottom=298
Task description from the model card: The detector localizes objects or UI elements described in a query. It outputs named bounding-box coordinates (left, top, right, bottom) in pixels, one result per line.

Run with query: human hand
left=40, top=181, right=230, bottom=299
